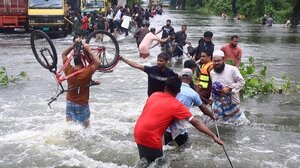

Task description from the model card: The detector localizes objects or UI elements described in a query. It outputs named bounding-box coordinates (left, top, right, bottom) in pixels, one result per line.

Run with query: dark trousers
left=137, top=144, right=163, bottom=164
left=164, top=131, right=188, bottom=147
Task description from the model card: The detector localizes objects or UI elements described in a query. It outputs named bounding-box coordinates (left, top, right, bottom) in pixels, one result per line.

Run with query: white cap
left=180, top=68, right=193, bottom=77
left=213, top=50, right=225, bottom=58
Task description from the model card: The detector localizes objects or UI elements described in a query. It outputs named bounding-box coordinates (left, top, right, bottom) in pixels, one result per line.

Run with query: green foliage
left=0, top=66, right=28, bottom=86
left=184, top=0, right=294, bottom=23
left=235, top=57, right=299, bottom=98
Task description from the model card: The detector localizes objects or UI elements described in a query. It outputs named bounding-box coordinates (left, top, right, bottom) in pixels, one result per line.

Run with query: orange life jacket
left=198, top=62, right=213, bottom=89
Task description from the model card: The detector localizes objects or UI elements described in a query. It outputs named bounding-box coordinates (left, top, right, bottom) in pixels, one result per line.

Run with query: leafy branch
left=0, top=66, right=28, bottom=86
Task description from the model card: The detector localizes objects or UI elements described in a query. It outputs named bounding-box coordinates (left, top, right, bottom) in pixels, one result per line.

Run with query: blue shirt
left=176, top=83, right=202, bottom=109
left=168, top=83, right=203, bottom=137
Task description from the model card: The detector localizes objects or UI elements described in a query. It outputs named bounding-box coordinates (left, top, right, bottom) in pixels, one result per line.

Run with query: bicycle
left=30, top=30, right=120, bottom=107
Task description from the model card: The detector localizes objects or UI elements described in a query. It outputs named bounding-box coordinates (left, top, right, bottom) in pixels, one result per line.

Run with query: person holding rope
left=138, top=28, right=169, bottom=59
left=62, top=39, right=100, bottom=128
left=164, top=69, right=216, bottom=147
left=134, top=76, right=223, bottom=164
left=173, top=25, right=191, bottom=58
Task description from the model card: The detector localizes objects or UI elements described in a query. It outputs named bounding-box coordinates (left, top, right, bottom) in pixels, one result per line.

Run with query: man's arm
left=83, top=41, right=100, bottom=71
left=198, top=104, right=215, bottom=120
left=189, top=117, right=223, bottom=145
left=62, top=42, right=76, bottom=63
left=236, top=48, right=242, bottom=67
left=119, top=56, right=145, bottom=71
left=155, top=27, right=163, bottom=35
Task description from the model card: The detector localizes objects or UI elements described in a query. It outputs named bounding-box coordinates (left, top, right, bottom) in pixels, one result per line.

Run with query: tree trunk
left=232, top=0, right=238, bottom=16
left=256, top=0, right=265, bottom=17
left=291, top=0, right=300, bottom=28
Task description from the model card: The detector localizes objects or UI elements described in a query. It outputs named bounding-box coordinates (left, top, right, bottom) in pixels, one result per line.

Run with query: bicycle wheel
left=30, top=30, right=57, bottom=71
left=86, top=30, right=120, bottom=70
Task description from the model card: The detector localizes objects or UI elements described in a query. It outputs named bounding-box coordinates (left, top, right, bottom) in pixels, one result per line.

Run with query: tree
left=256, top=0, right=265, bottom=17
left=232, top=0, right=238, bottom=15
left=291, top=0, right=300, bottom=28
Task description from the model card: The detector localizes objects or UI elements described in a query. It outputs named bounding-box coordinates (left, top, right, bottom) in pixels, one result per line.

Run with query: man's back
left=64, top=64, right=94, bottom=105
left=176, top=83, right=201, bottom=108
left=134, top=92, right=192, bottom=149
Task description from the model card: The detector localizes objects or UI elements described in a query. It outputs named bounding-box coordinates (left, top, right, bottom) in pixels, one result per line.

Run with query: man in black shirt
left=120, top=52, right=178, bottom=96
left=173, top=25, right=191, bottom=57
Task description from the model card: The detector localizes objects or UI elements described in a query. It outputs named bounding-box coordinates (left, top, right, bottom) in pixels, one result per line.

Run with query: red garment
left=81, top=16, right=89, bottom=30
left=134, top=92, right=193, bottom=149
left=221, top=43, right=242, bottom=66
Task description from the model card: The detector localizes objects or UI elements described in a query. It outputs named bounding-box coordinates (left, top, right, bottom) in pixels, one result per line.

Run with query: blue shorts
left=66, top=101, right=90, bottom=123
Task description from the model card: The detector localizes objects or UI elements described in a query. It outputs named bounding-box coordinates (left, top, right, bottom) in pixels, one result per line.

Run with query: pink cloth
left=221, top=43, right=242, bottom=66
left=138, top=32, right=160, bottom=58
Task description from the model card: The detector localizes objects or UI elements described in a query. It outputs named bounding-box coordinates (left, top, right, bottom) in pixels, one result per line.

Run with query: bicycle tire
left=86, top=30, right=120, bottom=70
left=30, top=30, right=57, bottom=71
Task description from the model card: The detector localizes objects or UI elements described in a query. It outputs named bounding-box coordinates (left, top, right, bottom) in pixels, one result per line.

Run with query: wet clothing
left=144, top=66, right=177, bottom=96
left=134, top=27, right=150, bottom=47
left=66, top=100, right=90, bottom=123
left=266, top=17, right=274, bottom=27
left=173, top=31, right=187, bottom=57
left=198, top=62, right=213, bottom=102
left=194, top=38, right=214, bottom=61
left=64, top=62, right=95, bottom=124
left=137, top=144, right=163, bottom=164
left=165, top=83, right=202, bottom=146
left=139, top=32, right=160, bottom=58
left=161, top=25, right=174, bottom=38
left=208, top=64, right=245, bottom=122
left=221, top=43, right=242, bottom=67
left=64, top=64, right=94, bottom=105
left=134, top=92, right=193, bottom=149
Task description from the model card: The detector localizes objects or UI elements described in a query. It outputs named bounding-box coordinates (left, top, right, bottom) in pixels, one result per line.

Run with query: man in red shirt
left=221, top=35, right=242, bottom=67
left=134, top=76, right=223, bottom=164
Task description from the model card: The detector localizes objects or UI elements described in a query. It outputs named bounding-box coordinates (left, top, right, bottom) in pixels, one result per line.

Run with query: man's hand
left=213, top=135, right=224, bottom=145
left=222, top=86, right=232, bottom=94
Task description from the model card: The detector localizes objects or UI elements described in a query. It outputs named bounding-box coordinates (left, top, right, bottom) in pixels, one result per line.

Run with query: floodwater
left=0, top=10, right=300, bottom=168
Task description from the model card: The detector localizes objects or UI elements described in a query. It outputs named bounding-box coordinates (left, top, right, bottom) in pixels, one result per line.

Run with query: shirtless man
left=139, top=28, right=169, bottom=59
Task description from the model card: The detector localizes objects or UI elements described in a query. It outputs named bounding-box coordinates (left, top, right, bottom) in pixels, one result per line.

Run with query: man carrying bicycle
left=62, top=39, right=100, bottom=128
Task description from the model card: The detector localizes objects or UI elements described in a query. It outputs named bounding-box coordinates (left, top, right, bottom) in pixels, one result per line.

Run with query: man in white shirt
left=207, top=50, right=248, bottom=125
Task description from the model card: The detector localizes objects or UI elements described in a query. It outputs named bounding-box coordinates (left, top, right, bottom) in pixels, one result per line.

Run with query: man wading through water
left=134, top=76, right=223, bottom=164
left=62, top=39, right=100, bottom=128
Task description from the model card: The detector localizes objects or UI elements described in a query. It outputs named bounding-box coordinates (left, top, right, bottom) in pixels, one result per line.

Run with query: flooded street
left=0, top=10, right=300, bottom=168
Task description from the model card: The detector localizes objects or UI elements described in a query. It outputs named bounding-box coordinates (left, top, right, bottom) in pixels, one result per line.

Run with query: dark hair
left=184, top=59, right=196, bottom=69
left=74, top=55, right=83, bottom=66
left=157, top=52, right=170, bottom=61
left=144, top=22, right=150, bottom=27
left=167, top=19, right=171, bottom=23
left=231, top=35, right=239, bottom=40
left=165, top=76, right=181, bottom=95
left=150, top=28, right=156, bottom=33
left=204, top=31, right=213, bottom=38
left=202, top=48, right=213, bottom=57
left=182, top=25, right=187, bottom=28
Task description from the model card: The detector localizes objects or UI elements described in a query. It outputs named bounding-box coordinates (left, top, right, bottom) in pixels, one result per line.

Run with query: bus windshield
left=85, top=0, right=104, bottom=8
left=29, top=0, right=63, bottom=9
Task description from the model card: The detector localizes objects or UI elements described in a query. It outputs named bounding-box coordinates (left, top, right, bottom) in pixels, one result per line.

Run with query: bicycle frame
left=47, top=44, right=104, bottom=107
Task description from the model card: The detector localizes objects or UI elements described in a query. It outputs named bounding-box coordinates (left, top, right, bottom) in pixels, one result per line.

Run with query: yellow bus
left=81, top=0, right=108, bottom=14
left=27, top=0, right=70, bottom=35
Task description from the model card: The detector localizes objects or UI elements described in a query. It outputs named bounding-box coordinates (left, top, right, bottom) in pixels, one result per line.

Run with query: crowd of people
left=62, top=6, right=250, bottom=166
left=69, top=3, right=164, bottom=40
